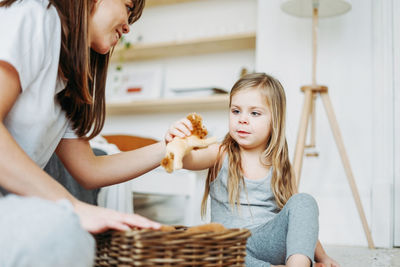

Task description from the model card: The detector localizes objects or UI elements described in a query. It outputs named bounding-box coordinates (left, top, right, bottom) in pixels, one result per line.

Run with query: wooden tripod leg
left=320, top=92, right=375, bottom=249
left=293, top=89, right=313, bottom=187
left=310, top=94, right=317, bottom=147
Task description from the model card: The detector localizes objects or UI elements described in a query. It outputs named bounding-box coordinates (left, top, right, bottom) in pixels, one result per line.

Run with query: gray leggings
left=0, top=195, right=95, bottom=267
left=246, top=193, right=319, bottom=267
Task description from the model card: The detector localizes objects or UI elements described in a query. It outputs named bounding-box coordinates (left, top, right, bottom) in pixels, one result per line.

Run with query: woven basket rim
left=97, top=226, right=251, bottom=239
left=95, top=226, right=251, bottom=267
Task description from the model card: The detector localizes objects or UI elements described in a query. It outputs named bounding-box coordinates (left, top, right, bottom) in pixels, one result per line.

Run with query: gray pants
left=246, top=193, right=319, bottom=267
left=0, top=195, right=95, bottom=267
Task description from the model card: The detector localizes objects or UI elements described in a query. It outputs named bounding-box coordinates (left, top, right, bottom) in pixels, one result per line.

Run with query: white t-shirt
left=0, top=0, right=77, bottom=169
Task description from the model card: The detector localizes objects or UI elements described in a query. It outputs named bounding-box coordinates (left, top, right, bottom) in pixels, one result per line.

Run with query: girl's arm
left=315, top=240, right=340, bottom=267
left=55, top=138, right=167, bottom=189
left=0, top=61, right=159, bottom=232
left=182, top=143, right=220, bottom=170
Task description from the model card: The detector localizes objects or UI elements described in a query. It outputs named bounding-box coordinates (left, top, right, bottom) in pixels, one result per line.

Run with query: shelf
left=111, top=32, right=256, bottom=62
left=106, top=94, right=229, bottom=115
left=145, top=0, right=200, bottom=7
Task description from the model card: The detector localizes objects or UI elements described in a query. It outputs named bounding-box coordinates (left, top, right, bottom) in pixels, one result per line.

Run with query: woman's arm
left=0, top=61, right=73, bottom=202
left=55, top=137, right=167, bottom=189
left=315, top=240, right=340, bottom=267
left=0, top=61, right=159, bottom=232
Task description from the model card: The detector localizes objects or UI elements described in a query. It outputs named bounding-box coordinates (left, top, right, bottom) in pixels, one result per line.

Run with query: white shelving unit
left=111, top=32, right=256, bottom=62
left=106, top=94, right=229, bottom=115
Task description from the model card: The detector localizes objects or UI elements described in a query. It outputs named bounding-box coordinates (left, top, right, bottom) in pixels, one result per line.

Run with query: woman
left=0, top=0, right=183, bottom=266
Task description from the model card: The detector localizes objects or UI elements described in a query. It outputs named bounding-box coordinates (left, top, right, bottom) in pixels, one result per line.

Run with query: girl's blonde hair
left=201, top=73, right=297, bottom=217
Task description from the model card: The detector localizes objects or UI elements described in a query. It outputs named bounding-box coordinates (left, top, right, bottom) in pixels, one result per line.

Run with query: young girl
left=0, top=0, right=182, bottom=266
left=172, top=73, right=340, bottom=267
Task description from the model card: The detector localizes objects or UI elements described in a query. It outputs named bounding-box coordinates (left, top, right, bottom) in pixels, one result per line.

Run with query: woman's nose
left=122, top=24, right=130, bottom=34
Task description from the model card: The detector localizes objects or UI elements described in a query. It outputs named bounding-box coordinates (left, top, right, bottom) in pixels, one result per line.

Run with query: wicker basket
left=94, top=226, right=251, bottom=267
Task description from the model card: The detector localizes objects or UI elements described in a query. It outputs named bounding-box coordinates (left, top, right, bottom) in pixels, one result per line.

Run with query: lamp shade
left=281, top=0, right=351, bottom=18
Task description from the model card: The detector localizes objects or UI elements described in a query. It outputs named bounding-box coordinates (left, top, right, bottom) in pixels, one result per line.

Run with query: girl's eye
left=231, top=109, right=240, bottom=114
left=251, top=111, right=261, bottom=116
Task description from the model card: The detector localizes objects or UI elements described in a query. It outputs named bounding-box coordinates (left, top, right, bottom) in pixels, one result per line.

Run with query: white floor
left=325, top=246, right=400, bottom=267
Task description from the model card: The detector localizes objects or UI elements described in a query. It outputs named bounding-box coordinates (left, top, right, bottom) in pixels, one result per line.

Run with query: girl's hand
left=315, top=254, right=341, bottom=267
left=165, top=117, right=193, bottom=143
left=74, top=201, right=160, bottom=234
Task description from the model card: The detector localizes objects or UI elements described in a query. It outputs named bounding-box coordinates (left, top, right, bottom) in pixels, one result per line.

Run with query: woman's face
left=89, top=0, right=134, bottom=54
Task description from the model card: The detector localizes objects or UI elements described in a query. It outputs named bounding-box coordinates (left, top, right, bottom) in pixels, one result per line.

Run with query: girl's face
left=229, top=88, right=272, bottom=151
left=89, top=0, right=133, bottom=54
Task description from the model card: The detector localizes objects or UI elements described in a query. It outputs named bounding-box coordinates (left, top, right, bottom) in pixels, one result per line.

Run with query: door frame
left=394, top=0, right=400, bottom=247
left=371, top=0, right=397, bottom=248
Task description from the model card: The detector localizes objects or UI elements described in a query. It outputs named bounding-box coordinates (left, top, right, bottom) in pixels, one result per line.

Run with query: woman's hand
left=164, top=117, right=193, bottom=143
left=74, top=201, right=160, bottom=234
left=315, top=254, right=341, bottom=267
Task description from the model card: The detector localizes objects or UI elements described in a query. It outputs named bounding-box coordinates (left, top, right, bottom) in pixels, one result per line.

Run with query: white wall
left=256, top=0, right=396, bottom=247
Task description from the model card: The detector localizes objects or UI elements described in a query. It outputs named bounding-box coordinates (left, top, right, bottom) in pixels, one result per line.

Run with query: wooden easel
left=293, top=7, right=375, bottom=249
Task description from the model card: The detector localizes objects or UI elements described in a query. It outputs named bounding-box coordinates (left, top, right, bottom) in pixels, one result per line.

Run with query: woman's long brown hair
left=0, top=0, right=145, bottom=139
left=201, top=73, right=297, bottom=217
